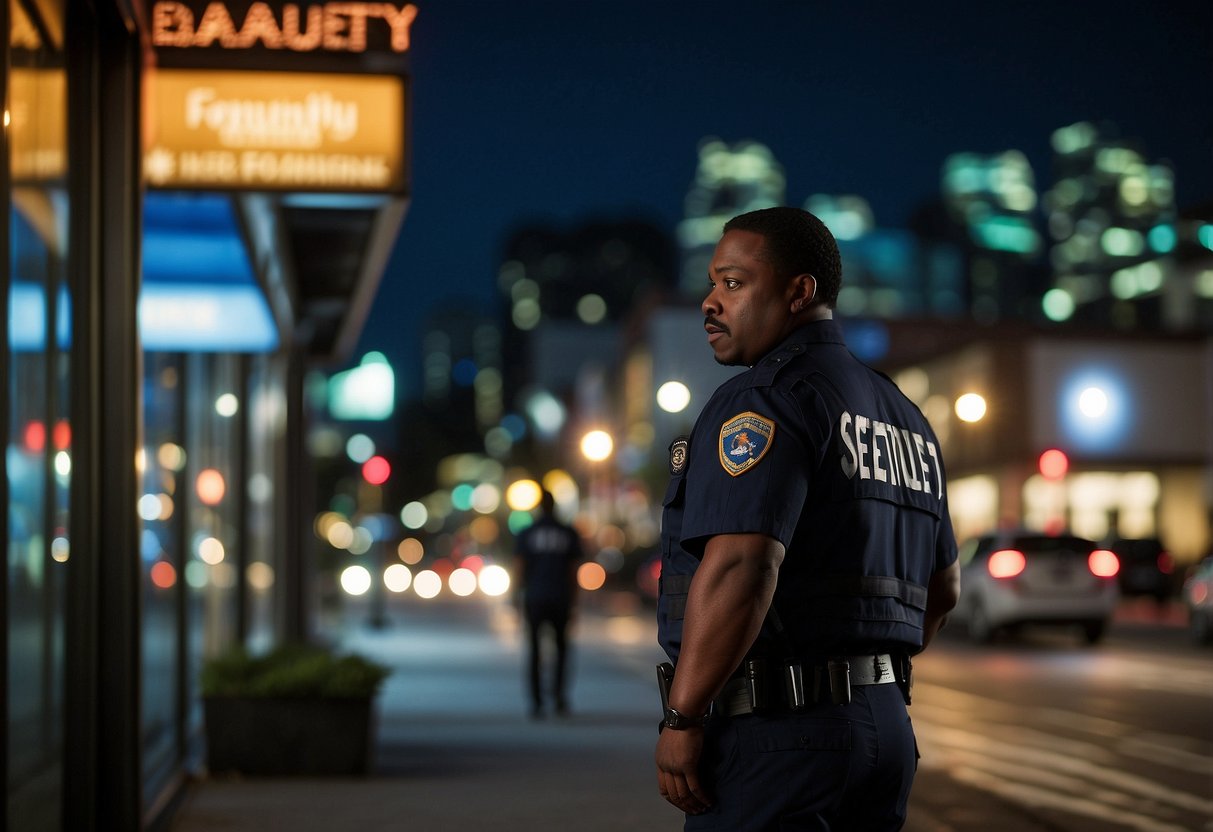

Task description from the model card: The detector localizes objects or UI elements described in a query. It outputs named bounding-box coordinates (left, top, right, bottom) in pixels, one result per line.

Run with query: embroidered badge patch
left=718, top=412, right=775, bottom=476
left=669, top=436, right=689, bottom=475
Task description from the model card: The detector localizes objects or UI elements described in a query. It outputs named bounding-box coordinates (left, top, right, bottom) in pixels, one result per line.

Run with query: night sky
left=356, top=0, right=1213, bottom=399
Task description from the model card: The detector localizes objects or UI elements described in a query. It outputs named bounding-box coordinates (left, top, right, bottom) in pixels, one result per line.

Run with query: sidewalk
left=171, top=594, right=675, bottom=832
left=169, top=593, right=1073, bottom=832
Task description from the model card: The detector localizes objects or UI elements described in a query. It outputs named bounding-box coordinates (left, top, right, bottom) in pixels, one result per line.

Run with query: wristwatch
left=662, top=706, right=708, bottom=731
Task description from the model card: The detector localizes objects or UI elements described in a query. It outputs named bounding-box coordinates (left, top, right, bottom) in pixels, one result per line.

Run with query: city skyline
left=356, top=0, right=1213, bottom=400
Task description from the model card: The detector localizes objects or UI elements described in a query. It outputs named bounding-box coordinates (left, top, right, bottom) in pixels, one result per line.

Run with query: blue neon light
left=1059, top=370, right=1132, bottom=452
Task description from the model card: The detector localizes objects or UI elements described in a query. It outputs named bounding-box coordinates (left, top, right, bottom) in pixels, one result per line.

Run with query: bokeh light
left=577, top=562, right=607, bottom=591
left=1038, top=448, right=1069, bottom=480
left=362, top=455, right=391, bottom=486
left=247, top=562, right=275, bottom=592
left=413, top=570, right=442, bottom=599
left=195, top=469, right=226, bottom=505
left=954, top=393, right=988, bottom=423
left=397, top=537, right=424, bottom=564
left=346, top=433, right=375, bottom=463
left=656, top=381, right=691, bottom=413
left=505, top=479, right=543, bottom=512
left=215, top=393, right=239, bottom=417
left=400, top=501, right=428, bottom=529
left=150, top=561, right=176, bottom=589
left=448, top=567, right=477, bottom=597
left=471, top=483, right=501, bottom=514
left=384, top=563, right=412, bottom=593
left=478, top=564, right=511, bottom=596
left=198, top=536, right=225, bottom=565
left=340, top=565, right=372, bottom=596
left=1078, top=386, right=1109, bottom=418
left=580, top=430, right=613, bottom=462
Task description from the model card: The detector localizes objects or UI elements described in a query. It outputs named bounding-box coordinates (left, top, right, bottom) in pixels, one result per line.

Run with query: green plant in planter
left=201, top=643, right=391, bottom=698
left=201, top=643, right=391, bottom=776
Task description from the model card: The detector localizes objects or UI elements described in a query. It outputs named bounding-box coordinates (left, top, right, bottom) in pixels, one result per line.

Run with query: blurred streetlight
left=505, top=479, right=543, bottom=511
left=656, top=381, right=691, bottom=413
left=954, top=393, right=988, bottom=423
left=580, top=430, right=614, bottom=462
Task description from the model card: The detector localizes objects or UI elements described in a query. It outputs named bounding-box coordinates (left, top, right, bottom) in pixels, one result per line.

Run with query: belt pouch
left=828, top=659, right=851, bottom=705
left=745, top=658, right=770, bottom=711
left=784, top=661, right=806, bottom=709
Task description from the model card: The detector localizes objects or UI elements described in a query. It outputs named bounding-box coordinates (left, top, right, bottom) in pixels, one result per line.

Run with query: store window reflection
left=7, top=0, right=69, bottom=827
left=141, top=353, right=186, bottom=799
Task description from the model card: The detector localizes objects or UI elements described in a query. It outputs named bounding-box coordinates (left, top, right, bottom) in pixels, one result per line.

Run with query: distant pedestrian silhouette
left=513, top=490, right=583, bottom=717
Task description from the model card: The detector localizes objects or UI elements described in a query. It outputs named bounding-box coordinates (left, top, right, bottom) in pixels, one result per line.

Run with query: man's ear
left=789, top=273, right=817, bottom=312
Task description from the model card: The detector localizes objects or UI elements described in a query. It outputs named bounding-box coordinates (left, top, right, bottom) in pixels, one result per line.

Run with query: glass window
left=7, top=0, right=69, bottom=826
left=140, top=352, right=186, bottom=797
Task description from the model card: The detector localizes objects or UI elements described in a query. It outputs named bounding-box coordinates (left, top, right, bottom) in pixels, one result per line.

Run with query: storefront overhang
left=140, top=3, right=415, bottom=365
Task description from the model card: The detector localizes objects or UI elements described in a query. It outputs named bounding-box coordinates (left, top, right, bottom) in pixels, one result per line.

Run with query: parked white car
left=954, top=530, right=1120, bottom=645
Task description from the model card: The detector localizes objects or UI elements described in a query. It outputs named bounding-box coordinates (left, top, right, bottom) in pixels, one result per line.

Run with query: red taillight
left=1158, top=552, right=1174, bottom=574
left=1089, top=549, right=1119, bottom=578
left=988, top=549, right=1026, bottom=579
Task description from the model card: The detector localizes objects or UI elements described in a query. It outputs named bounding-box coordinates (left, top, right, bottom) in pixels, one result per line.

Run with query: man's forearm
left=668, top=534, right=785, bottom=716
left=919, top=560, right=961, bottom=651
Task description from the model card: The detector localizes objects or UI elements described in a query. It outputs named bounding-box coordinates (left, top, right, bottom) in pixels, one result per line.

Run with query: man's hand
left=655, top=726, right=712, bottom=815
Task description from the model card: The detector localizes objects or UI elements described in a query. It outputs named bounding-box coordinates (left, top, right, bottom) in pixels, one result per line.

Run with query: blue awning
left=140, top=191, right=279, bottom=352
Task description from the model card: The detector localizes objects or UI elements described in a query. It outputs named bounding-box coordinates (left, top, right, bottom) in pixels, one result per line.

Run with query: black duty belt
left=713, top=654, right=901, bottom=716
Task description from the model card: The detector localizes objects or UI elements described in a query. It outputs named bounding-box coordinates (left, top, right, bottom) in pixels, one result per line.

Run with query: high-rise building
left=806, top=193, right=965, bottom=321
left=1042, top=121, right=1178, bottom=329
left=677, top=138, right=785, bottom=295
left=940, top=150, right=1048, bottom=322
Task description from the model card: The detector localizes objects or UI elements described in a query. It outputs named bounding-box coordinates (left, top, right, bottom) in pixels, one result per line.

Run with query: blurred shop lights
left=1039, top=448, right=1070, bottom=480
left=328, top=352, right=395, bottom=421
left=341, top=565, right=372, bottom=596
left=1062, top=374, right=1128, bottom=450
left=505, top=479, right=542, bottom=512
left=954, top=393, right=988, bottom=423
left=195, top=468, right=226, bottom=505
left=361, top=455, right=391, bottom=485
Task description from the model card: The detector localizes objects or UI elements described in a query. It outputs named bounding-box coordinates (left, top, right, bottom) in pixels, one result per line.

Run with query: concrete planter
left=203, top=695, right=376, bottom=776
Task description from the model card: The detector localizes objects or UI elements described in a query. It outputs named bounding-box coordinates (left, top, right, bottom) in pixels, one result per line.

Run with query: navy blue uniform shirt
left=516, top=516, right=581, bottom=609
left=658, top=320, right=958, bottom=663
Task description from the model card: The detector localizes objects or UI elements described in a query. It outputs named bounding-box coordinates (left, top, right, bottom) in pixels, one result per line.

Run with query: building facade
left=2, top=2, right=412, bottom=829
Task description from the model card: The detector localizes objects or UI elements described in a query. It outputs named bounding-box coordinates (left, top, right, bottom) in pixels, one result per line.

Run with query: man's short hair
left=723, top=207, right=842, bottom=307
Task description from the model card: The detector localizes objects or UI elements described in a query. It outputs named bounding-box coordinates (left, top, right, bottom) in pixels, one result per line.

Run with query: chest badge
left=719, top=411, right=775, bottom=477
left=669, top=436, right=689, bottom=475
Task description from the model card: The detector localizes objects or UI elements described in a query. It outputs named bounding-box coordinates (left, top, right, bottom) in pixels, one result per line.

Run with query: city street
left=172, top=593, right=1212, bottom=831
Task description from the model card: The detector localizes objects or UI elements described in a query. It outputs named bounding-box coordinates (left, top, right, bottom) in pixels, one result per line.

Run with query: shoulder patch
left=669, top=436, right=689, bottom=475
left=718, top=411, right=775, bottom=476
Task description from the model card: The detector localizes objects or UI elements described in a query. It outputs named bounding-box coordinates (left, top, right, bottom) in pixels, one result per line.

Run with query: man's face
left=702, top=230, right=795, bottom=366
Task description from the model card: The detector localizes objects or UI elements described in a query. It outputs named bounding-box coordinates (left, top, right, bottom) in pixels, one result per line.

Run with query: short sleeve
left=679, top=385, right=811, bottom=554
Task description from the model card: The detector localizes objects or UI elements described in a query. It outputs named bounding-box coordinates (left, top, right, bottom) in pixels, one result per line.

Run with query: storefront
left=2, top=2, right=412, bottom=828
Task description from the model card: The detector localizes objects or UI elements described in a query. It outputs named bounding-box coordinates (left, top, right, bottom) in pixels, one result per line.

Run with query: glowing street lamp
left=954, top=393, right=988, bottom=423
left=580, top=430, right=613, bottom=462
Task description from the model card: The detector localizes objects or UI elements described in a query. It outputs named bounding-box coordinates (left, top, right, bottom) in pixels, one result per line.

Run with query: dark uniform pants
left=685, top=683, right=917, bottom=831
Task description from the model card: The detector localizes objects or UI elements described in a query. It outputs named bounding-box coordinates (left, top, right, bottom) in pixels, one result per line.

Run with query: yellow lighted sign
left=151, top=1, right=418, bottom=53
left=144, top=69, right=406, bottom=192
left=9, top=68, right=67, bottom=182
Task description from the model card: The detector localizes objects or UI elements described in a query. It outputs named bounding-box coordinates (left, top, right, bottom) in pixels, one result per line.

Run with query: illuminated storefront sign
left=144, top=69, right=407, bottom=192
left=151, top=1, right=418, bottom=52
left=8, top=68, right=67, bottom=182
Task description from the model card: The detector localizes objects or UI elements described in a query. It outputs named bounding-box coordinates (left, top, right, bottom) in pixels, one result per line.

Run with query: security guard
left=655, top=207, right=961, bottom=830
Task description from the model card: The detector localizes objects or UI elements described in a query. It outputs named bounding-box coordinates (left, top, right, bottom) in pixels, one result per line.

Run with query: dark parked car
left=1183, top=556, right=1213, bottom=645
left=1107, top=537, right=1176, bottom=602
